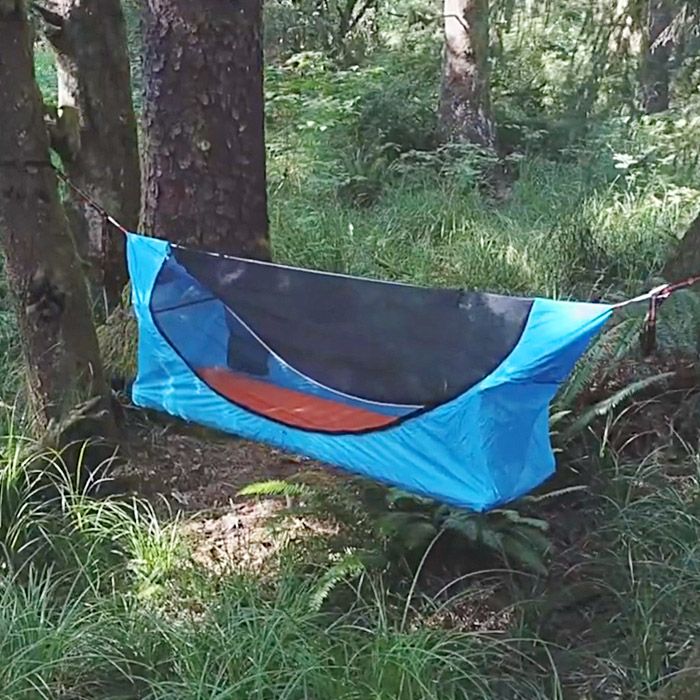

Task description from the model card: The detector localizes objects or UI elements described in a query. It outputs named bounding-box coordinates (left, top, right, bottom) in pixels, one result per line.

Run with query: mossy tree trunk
left=0, top=0, right=116, bottom=440
left=141, top=0, right=269, bottom=259
left=439, top=0, right=495, bottom=148
left=37, top=0, right=141, bottom=311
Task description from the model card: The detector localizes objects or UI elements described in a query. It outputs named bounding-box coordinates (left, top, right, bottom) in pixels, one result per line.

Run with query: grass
left=0, top=444, right=554, bottom=699
left=0, top=436, right=697, bottom=698
left=10, top=5, right=700, bottom=699
left=265, top=57, right=700, bottom=301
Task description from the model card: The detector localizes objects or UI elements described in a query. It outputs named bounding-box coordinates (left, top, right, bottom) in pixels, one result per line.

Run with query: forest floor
left=121, top=411, right=342, bottom=574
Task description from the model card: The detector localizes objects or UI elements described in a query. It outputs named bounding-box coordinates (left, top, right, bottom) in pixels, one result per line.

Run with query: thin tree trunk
left=37, top=0, right=141, bottom=311
left=439, top=0, right=495, bottom=148
left=141, top=0, right=269, bottom=259
left=0, top=1, right=116, bottom=437
left=663, top=211, right=700, bottom=281
left=640, top=0, right=674, bottom=114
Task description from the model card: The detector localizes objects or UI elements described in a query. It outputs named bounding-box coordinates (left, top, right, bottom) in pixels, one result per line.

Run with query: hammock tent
left=127, top=233, right=614, bottom=512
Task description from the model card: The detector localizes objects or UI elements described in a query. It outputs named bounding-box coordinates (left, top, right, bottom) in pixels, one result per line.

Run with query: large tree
left=640, top=0, right=674, bottom=114
left=141, top=0, right=269, bottom=259
left=439, top=0, right=495, bottom=147
left=36, top=0, right=141, bottom=310
left=0, top=0, right=115, bottom=438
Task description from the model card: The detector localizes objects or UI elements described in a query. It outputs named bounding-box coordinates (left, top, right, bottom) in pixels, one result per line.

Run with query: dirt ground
left=119, top=410, right=341, bottom=572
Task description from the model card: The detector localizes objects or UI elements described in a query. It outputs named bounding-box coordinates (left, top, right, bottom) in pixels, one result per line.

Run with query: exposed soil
left=117, top=409, right=344, bottom=573
left=114, top=355, right=700, bottom=581
left=125, top=419, right=308, bottom=512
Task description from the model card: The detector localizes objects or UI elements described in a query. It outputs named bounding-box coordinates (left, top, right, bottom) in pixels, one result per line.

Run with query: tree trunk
left=141, top=0, right=269, bottom=259
left=37, top=0, right=141, bottom=311
left=439, top=0, right=495, bottom=148
left=0, top=0, right=116, bottom=437
left=640, top=0, right=674, bottom=114
left=663, top=211, right=700, bottom=281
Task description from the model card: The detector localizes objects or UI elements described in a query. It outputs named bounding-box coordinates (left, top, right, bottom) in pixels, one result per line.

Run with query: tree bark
left=439, top=0, right=495, bottom=148
left=663, top=211, right=700, bottom=281
left=37, top=0, right=141, bottom=311
left=0, top=0, right=116, bottom=435
left=141, top=0, right=269, bottom=259
left=640, top=0, right=674, bottom=114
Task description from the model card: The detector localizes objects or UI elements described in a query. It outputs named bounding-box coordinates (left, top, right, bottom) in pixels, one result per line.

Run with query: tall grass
left=0, top=435, right=559, bottom=699
left=265, top=56, right=700, bottom=301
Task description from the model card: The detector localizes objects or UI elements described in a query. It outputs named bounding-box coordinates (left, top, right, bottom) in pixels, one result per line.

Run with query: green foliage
left=33, top=44, right=57, bottom=104
left=0, top=440, right=554, bottom=699
left=354, top=72, right=439, bottom=154
left=563, top=453, right=700, bottom=697
left=562, top=370, right=676, bottom=442
left=308, top=548, right=367, bottom=611
left=240, top=478, right=553, bottom=578
left=265, top=0, right=384, bottom=61
left=238, top=478, right=312, bottom=498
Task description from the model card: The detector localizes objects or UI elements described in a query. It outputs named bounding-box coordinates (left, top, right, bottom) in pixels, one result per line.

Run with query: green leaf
left=500, top=534, right=548, bottom=575
left=478, top=527, right=505, bottom=553
left=510, top=525, right=552, bottom=555
left=398, top=521, right=438, bottom=551
left=562, top=371, right=675, bottom=440
left=492, top=510, right=550, bottom=531
left=375, top=511, right=430, bottom=536
left=385, top=488, right=435, bottom=510
left=237, top=480, right=311, bottom=498
left=442, top=514, right=479, bottom=543
left=309, top=550, right=367, bottom=612
left=521, top=485, right=588, bottom=503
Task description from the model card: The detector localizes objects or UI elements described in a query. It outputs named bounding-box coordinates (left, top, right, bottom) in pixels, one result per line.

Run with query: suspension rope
left=613, top=275, right=700, bottom=355
left=53, top=166, right=130, bottom=235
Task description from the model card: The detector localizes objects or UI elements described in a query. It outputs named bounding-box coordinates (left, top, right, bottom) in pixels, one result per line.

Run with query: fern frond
left=549, top=410, right=572, bottom=428
left=500, top=533, right=548, bottom=575
left=556, top=316, right=643, bottom=411
left=309, top=550, right=367, bottom=612
left=520, top=484, right=589, bottom=503
left=442, top=514, right=479, bottom=542
left=375, top=510, right=438, bottom=550
left=237, top=480, right=312, bottom=498
left=562, top=370, right=675, bottom=440
left=385, top=488, right=435, bottom=510
left=491, top=510, right=550, bottom=531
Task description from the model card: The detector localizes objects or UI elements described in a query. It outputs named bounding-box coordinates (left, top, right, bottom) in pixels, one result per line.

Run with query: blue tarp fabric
left=127, top=233, right=613, bottom=512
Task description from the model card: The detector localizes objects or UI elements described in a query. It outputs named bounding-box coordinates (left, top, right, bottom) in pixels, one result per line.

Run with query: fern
left=556, top=316, right=643, bottom=411
left=491, top=509, right=550, bottom=532
left=376, top=511, right=437, bottom=551
left=562, top=370, right=675, bottom=440
left=500, top=533, right=548, bottom=575
left=309, top=549, right=367, bottom=612
left=521, top=484, right=589, bottom=504
left=441, top=513, right=479, bottom=542
left=237, top=480, right=312, bottom=498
